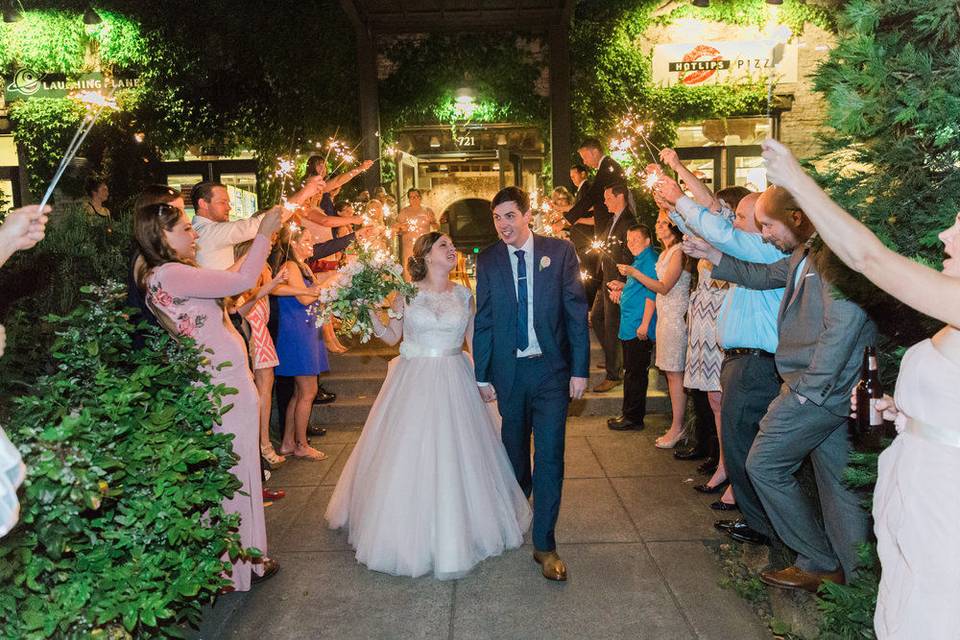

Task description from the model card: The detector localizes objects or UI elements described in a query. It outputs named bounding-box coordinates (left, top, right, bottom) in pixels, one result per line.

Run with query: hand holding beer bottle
left=850, top=346, right=892, bottom=450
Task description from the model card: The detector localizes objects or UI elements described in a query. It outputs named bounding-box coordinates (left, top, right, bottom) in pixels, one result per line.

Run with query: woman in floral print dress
left=134, top=200, right=283, bottom=592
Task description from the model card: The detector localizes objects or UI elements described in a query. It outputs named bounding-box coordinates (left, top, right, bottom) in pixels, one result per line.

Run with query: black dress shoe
left=697, top=458, right=718, bottom=475
left=607, top=416, right=645, bottom=431
left=710, top=500, right=739, bottom=512
left=723, top=521, right=771, bottom=546
left=714, top=518, right=743, bottom=533
left=673, top=447, right=708, bottom=461
left=313, top=388, right=336, bottom=405
left=694, top=480, right=728, bottom=494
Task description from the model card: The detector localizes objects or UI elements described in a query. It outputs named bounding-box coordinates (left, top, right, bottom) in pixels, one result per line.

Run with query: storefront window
left=220, top=173, right=259, bottom=219
left=675, top=116, right=775, bottom=192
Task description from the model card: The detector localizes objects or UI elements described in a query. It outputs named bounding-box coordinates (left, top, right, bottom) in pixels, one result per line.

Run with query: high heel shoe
left=694, top=480, right=729, bottom=494
left=655, top=430, right=686, bottom=449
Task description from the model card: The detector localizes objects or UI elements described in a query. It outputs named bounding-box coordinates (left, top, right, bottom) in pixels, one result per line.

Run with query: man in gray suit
left=688, top=186, right=874, bottom=593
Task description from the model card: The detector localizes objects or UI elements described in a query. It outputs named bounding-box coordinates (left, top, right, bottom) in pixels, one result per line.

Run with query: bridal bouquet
left=311, top=241, right=416, bottom=343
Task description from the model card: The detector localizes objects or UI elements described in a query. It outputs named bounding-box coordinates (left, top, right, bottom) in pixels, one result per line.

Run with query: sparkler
left=323, top=126, right=342, bottom=165
left=39, top=90, right=118, bottom=209
left=331, top=136, right=368, bottom=174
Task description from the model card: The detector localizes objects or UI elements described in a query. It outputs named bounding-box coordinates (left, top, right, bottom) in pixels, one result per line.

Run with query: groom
left=474, top=186, right=590, bottom=581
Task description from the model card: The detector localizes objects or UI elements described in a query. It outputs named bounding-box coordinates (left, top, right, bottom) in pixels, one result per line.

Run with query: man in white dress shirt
left=190, top=178, right=322, bottom=270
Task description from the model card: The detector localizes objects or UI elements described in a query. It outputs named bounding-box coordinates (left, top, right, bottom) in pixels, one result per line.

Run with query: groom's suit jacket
left=473, top=234, right=590, bottom=402
left=712, top=242, right=876, bottom=416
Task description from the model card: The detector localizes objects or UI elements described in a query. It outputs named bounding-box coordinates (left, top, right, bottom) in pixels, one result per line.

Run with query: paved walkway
left=195, top=413, right=771, bottom=640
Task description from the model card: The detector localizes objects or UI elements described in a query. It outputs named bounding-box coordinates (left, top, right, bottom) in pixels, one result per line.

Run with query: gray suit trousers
left=746, top=387, right=868, bottom=578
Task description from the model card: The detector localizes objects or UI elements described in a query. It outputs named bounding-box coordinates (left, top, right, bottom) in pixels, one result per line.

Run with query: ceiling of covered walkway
left=339, top=0, right=576, bottom=32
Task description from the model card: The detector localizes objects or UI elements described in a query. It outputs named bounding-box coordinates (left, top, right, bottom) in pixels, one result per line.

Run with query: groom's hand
left=478, top=384, right=497, bottom=403
left=569, top=377, right=588, bottom=400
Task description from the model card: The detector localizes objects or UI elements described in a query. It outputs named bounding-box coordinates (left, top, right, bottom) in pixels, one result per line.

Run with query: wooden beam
left=548, top=22, right=572, bottom=188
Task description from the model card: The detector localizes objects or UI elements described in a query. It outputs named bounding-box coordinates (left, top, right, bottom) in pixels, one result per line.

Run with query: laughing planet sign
left=652, top=40, right=798, bottom=87
left=4, top=69, right=138, bottom=103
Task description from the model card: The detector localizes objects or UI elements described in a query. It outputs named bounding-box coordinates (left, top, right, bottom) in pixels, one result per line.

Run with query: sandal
left=260, top=443, right=286, bottom=467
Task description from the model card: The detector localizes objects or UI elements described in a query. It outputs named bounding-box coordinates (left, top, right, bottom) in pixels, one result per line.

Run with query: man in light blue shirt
left=660, top=176, right=786, bottom=548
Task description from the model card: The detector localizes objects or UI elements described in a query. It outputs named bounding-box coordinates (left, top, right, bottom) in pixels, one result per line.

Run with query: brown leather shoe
left=759, top=565, right=844, bottom=593
left=533, top=550, right=568, bottom=582
left=592, top=379, right=622, bottom=393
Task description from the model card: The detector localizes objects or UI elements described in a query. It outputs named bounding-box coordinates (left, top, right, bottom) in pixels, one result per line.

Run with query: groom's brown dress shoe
left=759, top=566, right=844, bottom=593
left=533, top=550, right=568, bottom=582
left=592, top=379, right=622, bottom=393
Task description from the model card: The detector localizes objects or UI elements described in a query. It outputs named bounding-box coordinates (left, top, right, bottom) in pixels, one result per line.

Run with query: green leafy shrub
left=0, top=205, right=132, bottom=393
left=0, top=282, right=254, bottom=638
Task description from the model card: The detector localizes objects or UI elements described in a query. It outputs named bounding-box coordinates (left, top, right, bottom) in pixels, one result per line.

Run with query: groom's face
left=492, top=201, right=532, bottom=248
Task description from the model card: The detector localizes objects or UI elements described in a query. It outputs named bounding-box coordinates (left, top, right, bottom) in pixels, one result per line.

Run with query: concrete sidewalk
left=194, top=414, right=771, bottom=640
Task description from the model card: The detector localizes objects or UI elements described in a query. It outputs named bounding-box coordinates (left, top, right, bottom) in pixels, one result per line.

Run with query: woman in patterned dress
left=683, top=187, right=749, bottom=502
left=626, top=211, right=692, bottom=448
left=232, top=240, right=288, bottom=467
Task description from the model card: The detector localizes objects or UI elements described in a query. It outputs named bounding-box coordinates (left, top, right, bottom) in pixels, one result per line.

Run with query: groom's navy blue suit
left=473, top=234, right=590, bottom=552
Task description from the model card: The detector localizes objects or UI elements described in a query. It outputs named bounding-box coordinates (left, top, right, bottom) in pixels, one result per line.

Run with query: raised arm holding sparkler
left=658, top=148, right=718, bottom=211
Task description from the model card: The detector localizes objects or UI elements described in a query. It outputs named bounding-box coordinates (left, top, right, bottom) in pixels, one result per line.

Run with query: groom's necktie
left=514, top=249, right=529, bottom=351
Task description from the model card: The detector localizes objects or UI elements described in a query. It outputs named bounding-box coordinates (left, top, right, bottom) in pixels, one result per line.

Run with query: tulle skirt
left=325, top=351, right=532, bottom=580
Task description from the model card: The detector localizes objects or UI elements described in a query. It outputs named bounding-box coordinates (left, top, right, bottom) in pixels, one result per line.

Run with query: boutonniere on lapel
left=539, top=256, right=551, bottom=271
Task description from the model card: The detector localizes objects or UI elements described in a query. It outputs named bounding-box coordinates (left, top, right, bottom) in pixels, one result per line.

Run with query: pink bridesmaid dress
left=146, top=234, right=271, bottom=592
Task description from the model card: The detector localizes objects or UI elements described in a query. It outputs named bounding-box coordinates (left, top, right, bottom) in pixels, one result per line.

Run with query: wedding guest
left=607, top=224, right=657, bottom=431
left=568, top=162, right=600, bottom=307
left=688, top=185, right=874, bottom=591
left=81, top=177, right=110, bottom=219
left=0, top=204, right=48, bottom=539
left=763, top=138, right=960, bottom=637
left=268, top=222, right=329, bottom=460
left=126, top=186, right=186, bottom=342
left=564, top=138, right=627, bottom=235
left=190, top=179, right=319, bottom=270
left=232, top=241, right=287, bottom=469
left=134, top=201, right=283, bottom=591
left=591, top=184, right=636, bottom=392
left=626, top=211, right=692, bottom=448
left=677, top=184, right=749, bottom=500
left=397, top=188, right=438, bottom=281
left=663, top=176, right=785, bottom=535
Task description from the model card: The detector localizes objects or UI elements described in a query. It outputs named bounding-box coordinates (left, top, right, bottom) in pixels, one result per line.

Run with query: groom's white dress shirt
left=510, top=232, right=543, bottom=358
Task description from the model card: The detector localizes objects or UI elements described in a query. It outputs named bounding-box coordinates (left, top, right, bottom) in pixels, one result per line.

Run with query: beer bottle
left=854, top=346, right=883, bottom=450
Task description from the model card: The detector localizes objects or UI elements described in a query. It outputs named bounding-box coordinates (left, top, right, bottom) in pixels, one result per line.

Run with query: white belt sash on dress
left=905, top=418, right=960, bottom=449
left=399, top=342, right=463, bottom=359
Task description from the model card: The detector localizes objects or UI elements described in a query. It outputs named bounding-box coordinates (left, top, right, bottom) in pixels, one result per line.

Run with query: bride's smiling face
left=426, top=234, right=458, bottom=274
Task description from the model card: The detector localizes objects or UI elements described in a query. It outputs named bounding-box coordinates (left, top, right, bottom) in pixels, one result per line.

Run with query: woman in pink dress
left=133, top=201, right=283, bottom=592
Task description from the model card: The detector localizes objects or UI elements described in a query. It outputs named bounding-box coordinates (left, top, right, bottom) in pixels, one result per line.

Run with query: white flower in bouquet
left=310, top=240, right=417, bottom=343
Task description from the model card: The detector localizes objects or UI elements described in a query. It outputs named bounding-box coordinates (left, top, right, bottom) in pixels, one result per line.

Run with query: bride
left=325, top=232, right=532, bottom=579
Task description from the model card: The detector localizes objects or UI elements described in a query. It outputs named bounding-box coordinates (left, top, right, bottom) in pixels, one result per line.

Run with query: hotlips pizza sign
left=652, top=40, right=798, bottom=87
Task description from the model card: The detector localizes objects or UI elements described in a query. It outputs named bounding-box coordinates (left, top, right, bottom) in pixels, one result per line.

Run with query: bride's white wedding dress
left=325, top=284, right=532, bottom=579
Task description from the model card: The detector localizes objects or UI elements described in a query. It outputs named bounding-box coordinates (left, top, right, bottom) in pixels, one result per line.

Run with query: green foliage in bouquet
left=0, top=282, right=252, bottom=639
left=315, top=241, right=417, bottom=343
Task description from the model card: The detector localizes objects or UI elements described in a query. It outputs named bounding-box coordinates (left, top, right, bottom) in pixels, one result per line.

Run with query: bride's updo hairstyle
left=408, top=232, right=443, bottom=282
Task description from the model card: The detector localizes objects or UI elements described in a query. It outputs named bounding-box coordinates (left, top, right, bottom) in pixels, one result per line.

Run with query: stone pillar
left=548, top=23, right=572, bottom=190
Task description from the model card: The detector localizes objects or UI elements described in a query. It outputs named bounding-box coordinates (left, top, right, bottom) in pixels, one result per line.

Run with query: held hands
left=659, top=147, right=681, bottom=170
left=760, top=138, right=805, bottom=189
left=569, top=377, right=587, bottom=400
left=258, top=206, right=284, bottom=238
left=478, top=384, right=497, bottom=403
